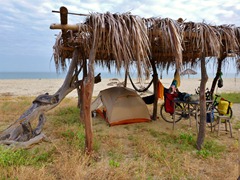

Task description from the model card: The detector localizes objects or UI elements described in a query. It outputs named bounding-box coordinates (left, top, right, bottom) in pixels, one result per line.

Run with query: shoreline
left=0, top=77, right=239, bottom=97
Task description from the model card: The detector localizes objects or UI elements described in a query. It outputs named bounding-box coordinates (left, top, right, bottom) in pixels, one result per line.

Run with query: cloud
left=0, top=0, right=239, bottom=72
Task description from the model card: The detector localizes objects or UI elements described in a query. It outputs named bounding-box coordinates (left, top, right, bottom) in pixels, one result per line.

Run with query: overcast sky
left=0, top=0, right=239, bottom=73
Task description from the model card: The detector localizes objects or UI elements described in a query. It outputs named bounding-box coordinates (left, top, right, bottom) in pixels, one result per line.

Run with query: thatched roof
left=51, top=9, right=240, bottom=75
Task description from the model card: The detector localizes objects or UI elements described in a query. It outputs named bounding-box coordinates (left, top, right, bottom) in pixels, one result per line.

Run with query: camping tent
left=91, top=87, right=151, bottom=126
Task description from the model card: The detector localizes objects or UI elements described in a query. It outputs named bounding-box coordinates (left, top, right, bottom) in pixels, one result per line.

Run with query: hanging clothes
left=172, top=69, right=181, bottom=88
left=158, top=80, right=164, bottom=99
left=168, top=69, right=181, bottom=94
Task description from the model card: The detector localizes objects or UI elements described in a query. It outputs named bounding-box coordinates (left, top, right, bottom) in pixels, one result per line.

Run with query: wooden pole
left=123, top=65, right=129, bottom=87
left=60, top=6, right=68, bottom=46
left=150, top=60, right=158, bottom=120
left=82, top=38, right=97, bottom=153
left=196, top=56, right=208, bottom=150
left=50, top=24, right=79, bottom=31
left=52, top=10, right=89, bottom=17
left=238, top=129, right=240, bottom=179
left=210, top=54, right=226, bottom=99
left=79, top=60, right=87, bottom=121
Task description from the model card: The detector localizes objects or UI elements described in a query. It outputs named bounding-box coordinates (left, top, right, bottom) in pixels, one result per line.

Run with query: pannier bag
left=206, top=110, right=214, bottom=123
left=218, top=98, right=232, bottom=115
left=164, top=92, right=178, bottom=114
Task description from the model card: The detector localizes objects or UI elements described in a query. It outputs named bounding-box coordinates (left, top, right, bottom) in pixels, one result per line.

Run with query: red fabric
left=164, top=92, right=178, bottom=114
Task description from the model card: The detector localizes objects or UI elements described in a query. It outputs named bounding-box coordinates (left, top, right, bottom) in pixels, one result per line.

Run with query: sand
left=0, top=77, right=239, bottom=98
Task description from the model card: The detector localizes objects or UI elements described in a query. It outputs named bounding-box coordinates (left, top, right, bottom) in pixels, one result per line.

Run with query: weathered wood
left=238, top=129, right=240, bottom=179
left=210, top=54, right=226, bottom=98
left=60, top=6, right=68, bottom=25
left=50, top=24, right=80, bottom=31
left=0, top=133, right=49, bottom=149
left=196, top=56, right=208, bottom=150
left=150, top=60, right=158, bottom=120
left=0, top=49, right=101, bottom=149
left=123, top=67, right=129, bottom=87
left=80, top=59, right=88, bottom=120
left=60, top=6, right=68, bottom=46
left=82, top=45, right=96, bottom=153
left=52, top=9, right=89, bottom=17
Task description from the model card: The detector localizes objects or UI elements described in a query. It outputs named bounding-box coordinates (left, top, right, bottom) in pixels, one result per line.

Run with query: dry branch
left=0, top=52, right=101, bottom=149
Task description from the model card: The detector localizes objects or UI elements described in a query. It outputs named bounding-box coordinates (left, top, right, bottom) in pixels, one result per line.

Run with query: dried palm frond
left=53, top=32, right=71, bottom=72
left=233, top=27, right=240, bottom=55
left=218, top=25, right=239, bottom=55
left=84, top=12, right=151, bottom=77
left=146, top=17, right=183, bottom=70
left=183, top=22, right=221, bottom=58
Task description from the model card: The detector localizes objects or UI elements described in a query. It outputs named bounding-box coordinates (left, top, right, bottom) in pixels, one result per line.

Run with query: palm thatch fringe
left=147, top=18, right=183, bottom=70
left=183, top=22, right=220, bottom=58
left=52, top=11, right=240, bottom=74
left=86, top=12, right=152, bottom=77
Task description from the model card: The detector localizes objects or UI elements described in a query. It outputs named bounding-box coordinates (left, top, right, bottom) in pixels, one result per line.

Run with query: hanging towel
left=158, top=80, right=164, bottom=99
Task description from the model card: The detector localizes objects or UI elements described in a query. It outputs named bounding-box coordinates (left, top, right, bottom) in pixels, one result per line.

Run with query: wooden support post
left=123, top=66, right=129, bottom=87
left=238, top=129, right=240, bottom=180
left=80, top=59, right=88, bottom=119
left=151, top=60, right=158, bottom=120
left=210, top=54, right=226, bottom=98
left=60, top=6, right=68, bottom=46
left=82, top=41, right=97, bottom=153
left=196, top=56, right=208, bottom=150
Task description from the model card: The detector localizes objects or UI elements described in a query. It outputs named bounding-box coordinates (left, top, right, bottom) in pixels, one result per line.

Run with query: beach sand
left=0, top=77, right=239, bottom=98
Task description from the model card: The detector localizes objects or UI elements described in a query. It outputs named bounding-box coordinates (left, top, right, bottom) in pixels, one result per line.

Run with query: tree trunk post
left=151, top=60, right=158, bottom=120
left=210, top=55, right=226, bottom=98
left=238, top=129, right=240, bottom=179
left=82, top=45, right=96, bottom=153
left=196, top=56, right=208, bottom=150
left=60, top=6, right=68, bottom=46
left=123, top=66, right=129, bottom=88
left=79, top=59, right=88, bottom=120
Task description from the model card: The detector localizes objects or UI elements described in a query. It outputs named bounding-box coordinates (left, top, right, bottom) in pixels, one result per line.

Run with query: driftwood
left=0, top=53, right=101, bottom=149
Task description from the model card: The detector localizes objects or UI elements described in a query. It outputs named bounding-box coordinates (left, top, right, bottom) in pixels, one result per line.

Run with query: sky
left=0, top=0, right=240, bottom=73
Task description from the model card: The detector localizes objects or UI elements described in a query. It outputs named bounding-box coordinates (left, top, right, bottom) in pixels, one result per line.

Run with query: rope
left=128, top=75, right=153, bottom=92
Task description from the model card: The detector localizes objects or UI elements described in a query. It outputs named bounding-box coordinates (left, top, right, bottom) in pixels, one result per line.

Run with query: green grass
left=54, top=106, right=80, bottom=125
left=0, top=146, right=54, bottom=167
left=197, top=140, right=225, bottom=158
left=61, top=126, right=86, bottom=151
left=219, top=92, right=240, bottom=103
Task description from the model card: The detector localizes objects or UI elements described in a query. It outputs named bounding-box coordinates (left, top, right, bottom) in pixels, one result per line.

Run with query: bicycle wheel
left=212, top=106, right=220, bottom=121
left=160, top=103, right=183, bottom=123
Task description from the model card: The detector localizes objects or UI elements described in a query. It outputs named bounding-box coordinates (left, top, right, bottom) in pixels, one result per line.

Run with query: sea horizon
left=0, top=71, right=239, bottom=80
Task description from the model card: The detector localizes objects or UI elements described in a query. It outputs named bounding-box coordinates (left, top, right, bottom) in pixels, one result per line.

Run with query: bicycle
left=195, top=87, right=233, bottom=119
left=160, top=87, right=233, bottom=124
left=160, top=89, right=198, bottom=123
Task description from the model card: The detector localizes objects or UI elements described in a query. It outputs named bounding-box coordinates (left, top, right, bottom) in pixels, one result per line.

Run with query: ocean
left=0, top=71, right=239, bottom=80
